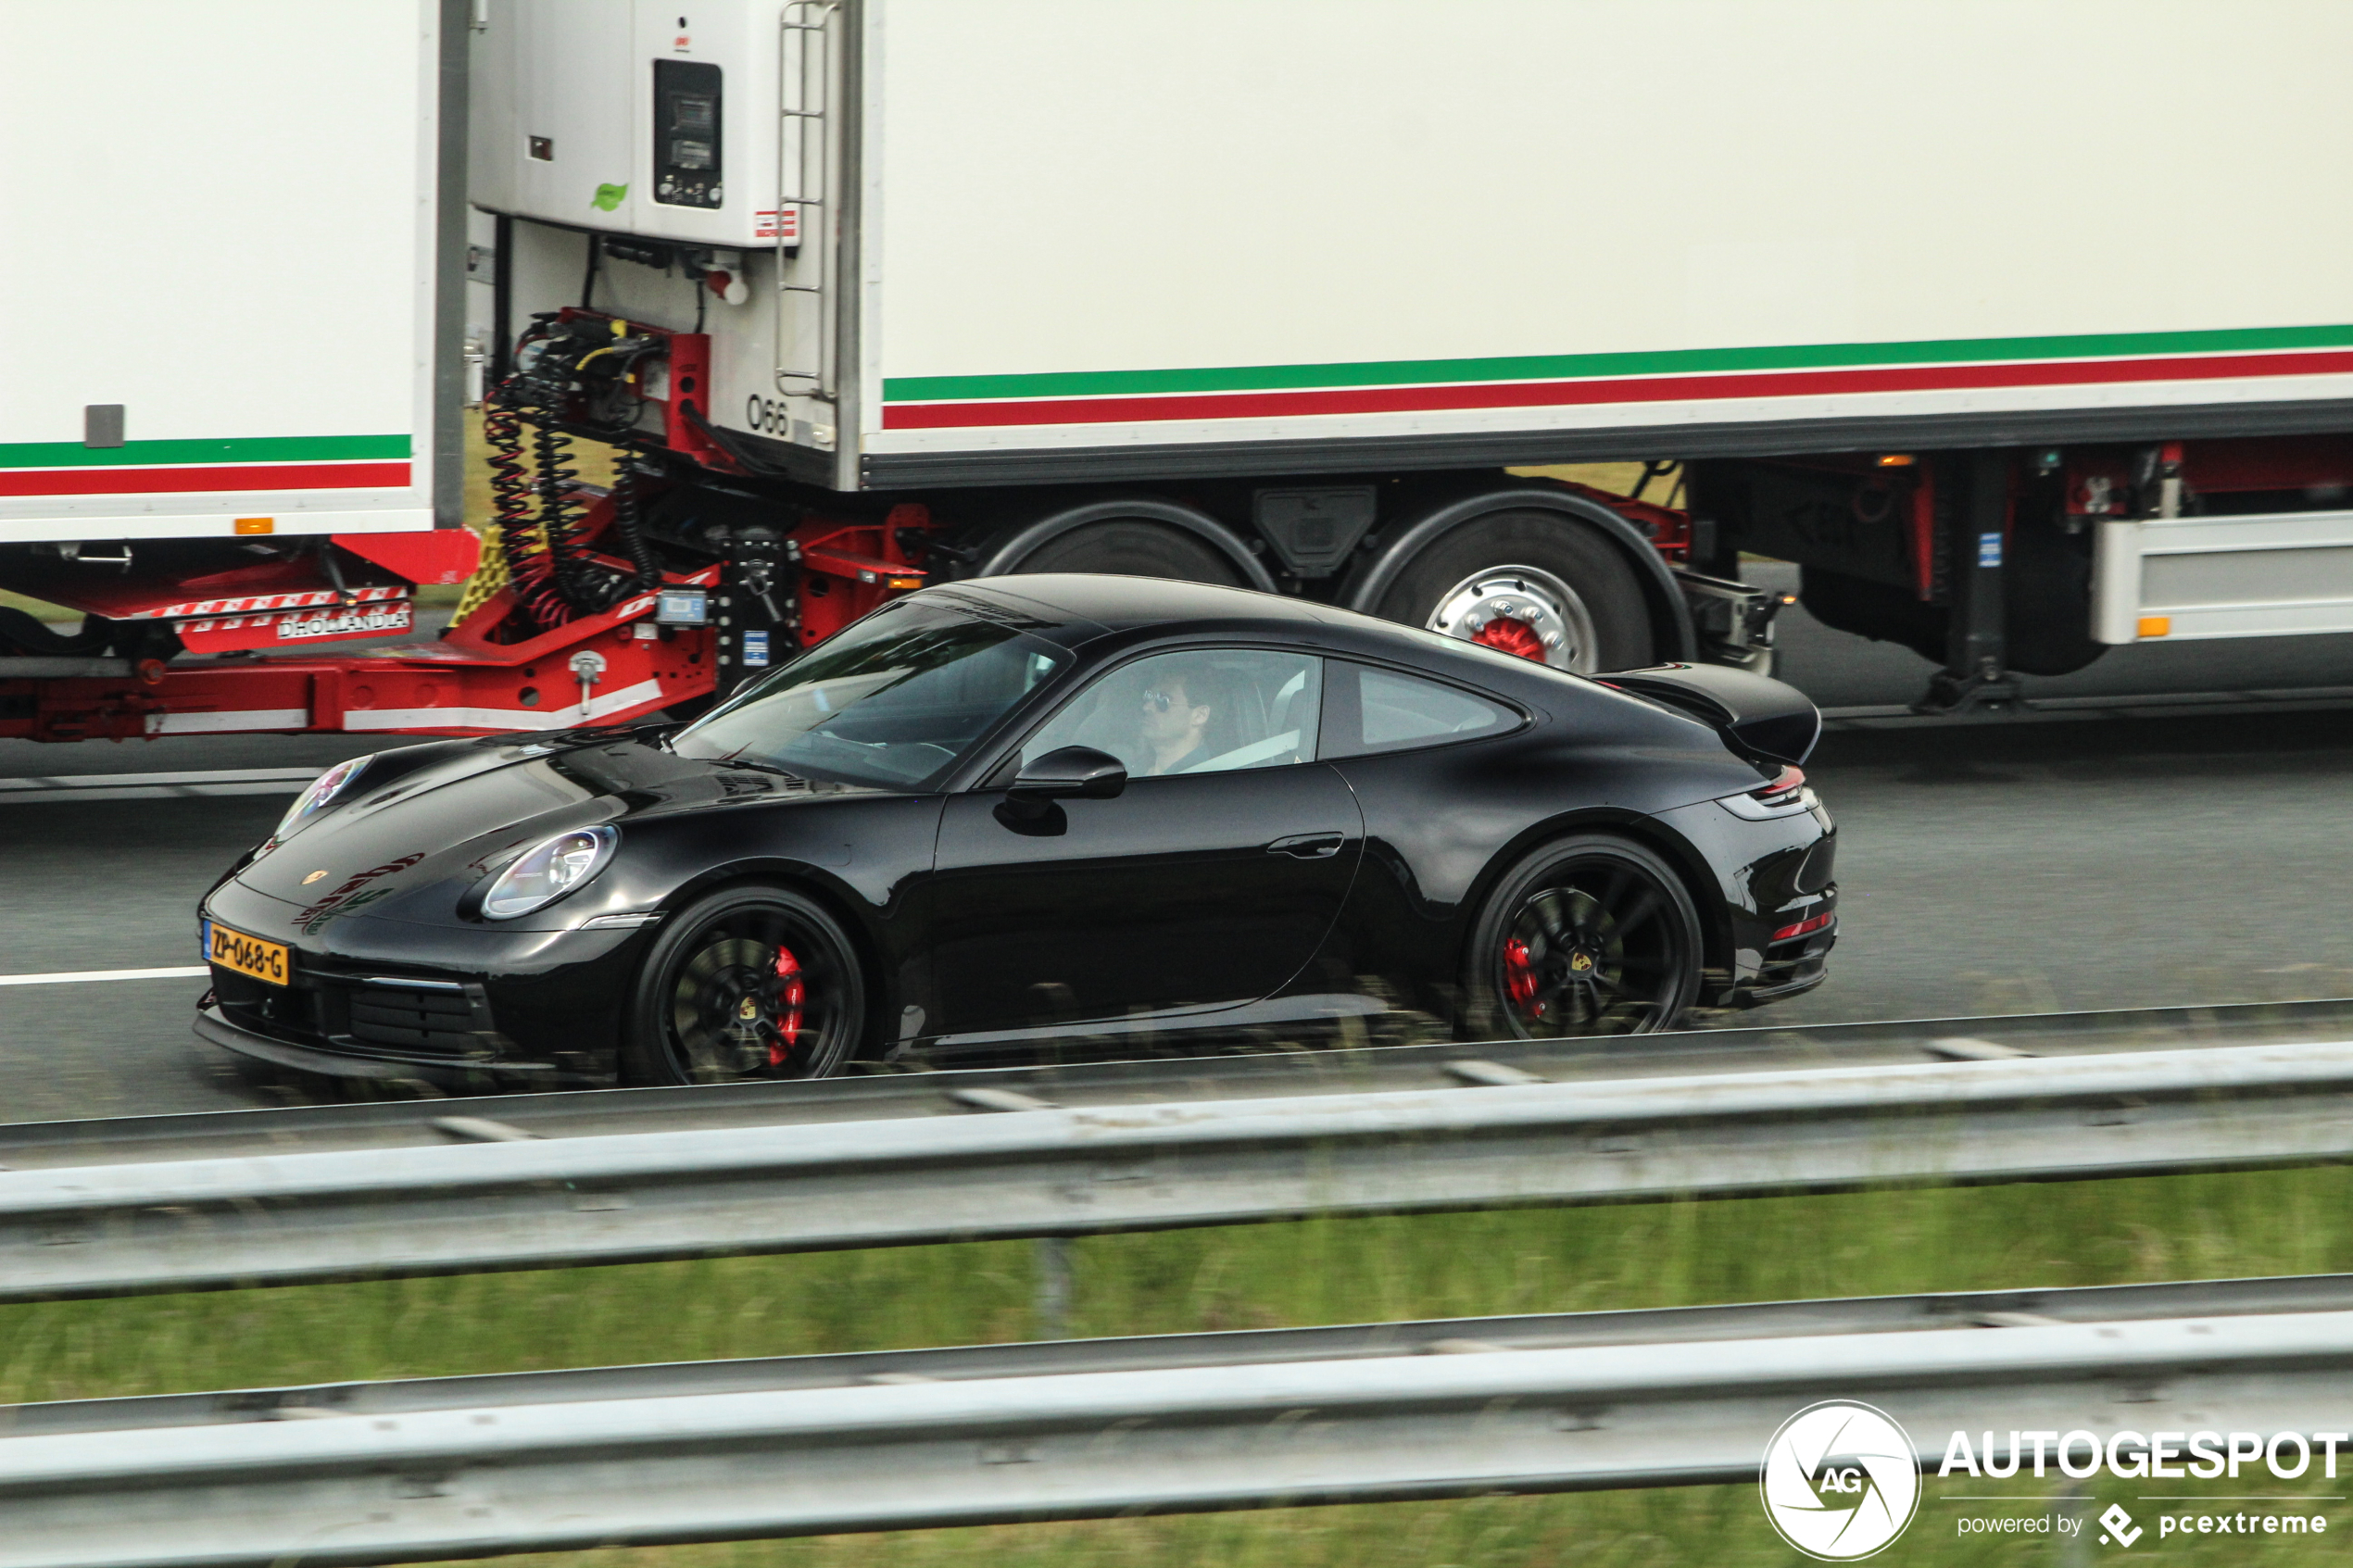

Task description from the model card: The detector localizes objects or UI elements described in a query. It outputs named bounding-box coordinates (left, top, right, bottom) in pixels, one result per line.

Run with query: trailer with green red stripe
left=461, top=0, right=2353, bottom=715
left=13, top=0, right=2353, bottom=741
left=0, top=0, right=723, bottom=743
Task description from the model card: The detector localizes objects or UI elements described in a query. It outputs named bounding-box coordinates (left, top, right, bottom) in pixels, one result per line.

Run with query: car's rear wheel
left=1462, top=834, right=1702, bottom=1039
left=621, top=884, right=865, bottom=1085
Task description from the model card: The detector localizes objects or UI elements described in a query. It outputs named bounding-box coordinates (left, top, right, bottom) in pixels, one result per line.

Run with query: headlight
left=480, top=827, right=618, bottom=921
left=275, top=755, right=372, bottom=839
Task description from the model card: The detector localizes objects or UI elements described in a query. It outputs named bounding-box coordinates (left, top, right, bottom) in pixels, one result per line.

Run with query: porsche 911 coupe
left=196, top=574, right=1836, bottom=1085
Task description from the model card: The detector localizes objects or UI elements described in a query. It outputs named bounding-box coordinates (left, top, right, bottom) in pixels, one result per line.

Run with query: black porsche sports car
left=196, top=574, right=1835, bottom=1085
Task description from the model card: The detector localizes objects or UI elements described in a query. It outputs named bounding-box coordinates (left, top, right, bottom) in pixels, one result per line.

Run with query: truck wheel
left=1461, top=834, right=1703, bottom=1040
left=966, top=498, right=1276, bottom=590
left=1371, top=509, right=1652, bottom=672
left=620, top=884, right=866, bottom=1085
left=1010, top=518, right=1246, bottom=584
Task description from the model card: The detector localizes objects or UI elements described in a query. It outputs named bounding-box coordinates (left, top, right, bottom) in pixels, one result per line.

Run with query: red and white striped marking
left=122, top=585, right=408, bottom=621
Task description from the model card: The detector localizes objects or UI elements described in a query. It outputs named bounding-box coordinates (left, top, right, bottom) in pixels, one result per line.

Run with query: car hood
left=233, top=733, right=875, bottom=932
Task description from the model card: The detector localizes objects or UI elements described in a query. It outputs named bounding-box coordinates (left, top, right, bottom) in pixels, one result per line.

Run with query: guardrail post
left=2057, top=1481, right=2094, bottom=1568
left=1035, top=1236, right=1073, bottom=1336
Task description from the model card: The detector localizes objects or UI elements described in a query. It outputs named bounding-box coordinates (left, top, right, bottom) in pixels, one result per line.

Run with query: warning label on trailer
left=274, top=604, right=413, bottom=641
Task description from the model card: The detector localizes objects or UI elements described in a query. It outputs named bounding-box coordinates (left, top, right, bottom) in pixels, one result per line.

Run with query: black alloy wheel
left=1463, top=834, right=1703, bottom=1039
left=622, top=885, right=866, bottom=1085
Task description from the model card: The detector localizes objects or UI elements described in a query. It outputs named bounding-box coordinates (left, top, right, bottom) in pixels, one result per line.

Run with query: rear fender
left=1457, top=805, right=1736, bottom=989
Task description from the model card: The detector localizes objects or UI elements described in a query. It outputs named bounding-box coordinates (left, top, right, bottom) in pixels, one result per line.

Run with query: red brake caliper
left=1504, top=936, right=1538, bottom=1011
left=769, top=947, right=806, bottom=1066
left=1473, top=616, right=1546, bottom=661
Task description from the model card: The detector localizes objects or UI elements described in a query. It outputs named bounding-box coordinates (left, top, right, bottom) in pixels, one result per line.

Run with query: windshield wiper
left=708, top=756, right=809, bottom=784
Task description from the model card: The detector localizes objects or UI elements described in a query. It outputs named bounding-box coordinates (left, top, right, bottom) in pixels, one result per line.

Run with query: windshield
left=673, top=603, right=1070, bottom=789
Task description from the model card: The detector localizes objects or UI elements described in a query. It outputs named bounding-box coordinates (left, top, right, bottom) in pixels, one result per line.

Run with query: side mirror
left=1007, top=745, right=1127, bottom=804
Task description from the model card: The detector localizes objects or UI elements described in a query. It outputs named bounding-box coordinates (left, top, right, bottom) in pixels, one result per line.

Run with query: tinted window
left=1020, top=648, right=1322, bottom=778
left=675, top=602, right=1068, bottom=788
left=1320, top=662, right=1516, bottom=758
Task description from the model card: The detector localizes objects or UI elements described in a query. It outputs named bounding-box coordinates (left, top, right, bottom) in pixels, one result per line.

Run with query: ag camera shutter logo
left=1760, top=1400, right=1922, bottom=1560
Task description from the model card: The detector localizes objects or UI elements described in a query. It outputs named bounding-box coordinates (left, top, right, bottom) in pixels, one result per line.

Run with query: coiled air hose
left=472, top=322, right=670, bottom=633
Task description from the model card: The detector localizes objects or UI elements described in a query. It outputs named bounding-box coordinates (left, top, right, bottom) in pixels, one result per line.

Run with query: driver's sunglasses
left=1140, top=689, right=1178, bottom=712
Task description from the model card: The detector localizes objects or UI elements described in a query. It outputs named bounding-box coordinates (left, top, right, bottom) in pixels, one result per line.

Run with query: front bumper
left=195, top=878, right=651, bottom=1085
left=195, top=1003, right=577, bottom=1087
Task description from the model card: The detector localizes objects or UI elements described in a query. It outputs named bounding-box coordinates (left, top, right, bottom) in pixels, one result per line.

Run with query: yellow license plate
left=208, top=922, right=291, bottom=986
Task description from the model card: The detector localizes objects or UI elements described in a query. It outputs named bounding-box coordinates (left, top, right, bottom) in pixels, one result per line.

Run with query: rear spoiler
left=1598, top=662, right=1820, bottom=767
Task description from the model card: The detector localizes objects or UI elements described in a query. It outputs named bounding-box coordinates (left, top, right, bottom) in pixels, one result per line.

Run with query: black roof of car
left=918, top=572, right=1603, bottom=705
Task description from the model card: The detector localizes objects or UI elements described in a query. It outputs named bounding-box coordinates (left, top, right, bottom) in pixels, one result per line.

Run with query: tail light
left=1752, top=765, right=1806, bottom=809
left=1716, top=763, right=1818, bottom=821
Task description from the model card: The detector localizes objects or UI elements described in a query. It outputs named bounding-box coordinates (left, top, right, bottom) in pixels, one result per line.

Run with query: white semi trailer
left=469, top=0, right=2353, bottom=712
left=7, top=0, right=2353, bottom=737
left=0, top=0, right=716, bottom=740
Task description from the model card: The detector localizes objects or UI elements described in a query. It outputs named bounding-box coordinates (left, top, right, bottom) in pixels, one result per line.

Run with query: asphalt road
left=6, top=587, right=2353, bottom=1123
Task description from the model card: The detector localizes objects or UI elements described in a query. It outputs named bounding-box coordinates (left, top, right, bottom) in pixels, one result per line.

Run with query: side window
left=1018, top=648, right=1323, bottom=778
left=1320, top=661, right=1516, bottom=759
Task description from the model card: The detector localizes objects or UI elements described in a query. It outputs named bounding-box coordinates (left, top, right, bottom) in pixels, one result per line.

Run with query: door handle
left=1265, top=831, right=1347, bottom=859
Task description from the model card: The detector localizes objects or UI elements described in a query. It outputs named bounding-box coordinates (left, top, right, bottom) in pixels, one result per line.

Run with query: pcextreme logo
left=1761, top=1401, right=1924, bottom=1560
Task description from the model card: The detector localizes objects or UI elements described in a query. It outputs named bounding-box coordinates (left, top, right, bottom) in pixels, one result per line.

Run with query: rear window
left=1318, top=662, right=1519, bottom=759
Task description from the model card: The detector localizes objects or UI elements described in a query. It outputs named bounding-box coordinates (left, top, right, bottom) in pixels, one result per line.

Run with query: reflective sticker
left=1977, top=532, right=2003, bottom=568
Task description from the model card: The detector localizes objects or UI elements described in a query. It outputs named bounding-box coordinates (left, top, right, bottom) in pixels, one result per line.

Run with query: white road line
left=0, top=767, right=320, bottom=805
left=0, top=769, right=321, bottom=791
left=0, top=967, right=210, bottom=986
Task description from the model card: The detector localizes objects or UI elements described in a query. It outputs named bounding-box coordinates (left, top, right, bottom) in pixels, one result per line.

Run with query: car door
left=923, top=646, right=1364, bottom=1043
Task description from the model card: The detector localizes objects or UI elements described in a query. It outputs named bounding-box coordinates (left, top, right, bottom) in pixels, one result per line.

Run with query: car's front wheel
left=621, top=884, right=866, bottom=1085
left=1461, top=834, right=1703, bottom=1040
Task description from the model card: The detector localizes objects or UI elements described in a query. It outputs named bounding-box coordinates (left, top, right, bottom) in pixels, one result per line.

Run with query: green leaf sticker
left=589, top=182, right=629, bottom=212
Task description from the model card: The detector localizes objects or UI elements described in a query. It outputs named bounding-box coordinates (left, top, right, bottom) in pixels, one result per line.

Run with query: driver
left=1139, top=670, right=1222, bottom=775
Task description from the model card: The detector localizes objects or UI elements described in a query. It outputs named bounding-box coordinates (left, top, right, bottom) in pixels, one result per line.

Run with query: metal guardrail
left=22, top=996, right=2353, bottom=1167
left=7, top=1019, right=2353, bottom=1301
left=7, top=1273, right=2353, bottom=1568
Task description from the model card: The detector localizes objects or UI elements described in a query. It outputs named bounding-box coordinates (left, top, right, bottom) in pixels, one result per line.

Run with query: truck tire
left=965, top=498, right=1276, bottom=591
left=1010, top=518, right=1246, bottom=584
left=1369, top=509, right=1653, bottom=673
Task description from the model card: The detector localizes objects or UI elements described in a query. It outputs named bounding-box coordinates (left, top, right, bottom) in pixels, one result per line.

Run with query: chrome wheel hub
left=1426, top=565, right=1600, bottom=671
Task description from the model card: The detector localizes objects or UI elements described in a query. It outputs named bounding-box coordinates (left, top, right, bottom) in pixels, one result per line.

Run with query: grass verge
left=6, top=1166, right=2351, bottom=1563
